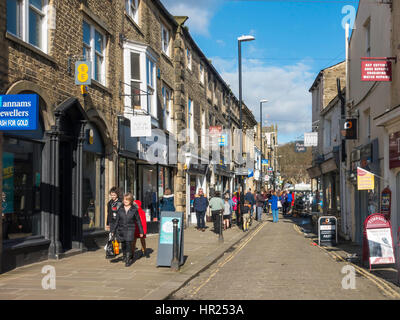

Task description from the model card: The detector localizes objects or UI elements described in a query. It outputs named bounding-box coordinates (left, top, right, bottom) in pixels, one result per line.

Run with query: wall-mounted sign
left=361, top=59, right=392, bottom=82
left=219, top=134, right=228, bottom=147
left=304, top=132, right=318, bottom=147
left=381, top=187, right=392, bottom=221
left=130, top=115, right=151, bottom=137
left=294, top=141, right=306, bottom=153
left=357, top=167, right=374, bottom=190
left=340, top=119, right=358, bottom=140
left=389, top=131, right=400, bottom=169
left=363, top=213, right=395, bottom=270
left=262, top=159, right=269, bottom=166
left=0, top=94, right=38, bottom=130
left=75, top=61, right=92, bottom=85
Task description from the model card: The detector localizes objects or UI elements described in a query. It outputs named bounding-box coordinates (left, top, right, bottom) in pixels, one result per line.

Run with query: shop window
left=82, top=123, right=105, bottom=231
left=2, top=138, right=42, bottom=241
left=119, top=157, right=136, bottom=195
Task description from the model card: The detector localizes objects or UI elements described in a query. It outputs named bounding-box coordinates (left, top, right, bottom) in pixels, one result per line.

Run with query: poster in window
left=2, top=152, right=14, bottom=214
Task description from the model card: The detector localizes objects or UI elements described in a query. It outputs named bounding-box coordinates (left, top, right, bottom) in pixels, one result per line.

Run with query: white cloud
left=212, top=58, right=315, bottom=143
left=161, top=0, right=223, bottom=36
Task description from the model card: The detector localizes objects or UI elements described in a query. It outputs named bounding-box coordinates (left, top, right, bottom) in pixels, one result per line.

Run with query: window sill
left=91, top=79, right=112, bottom=95
left=161, top=52, right=173, bottom=66
left=6, top=32, right=57, bottom=65
left=3, top=235, right=51, bottom=251
left=125, top=12, right=144, bottom=37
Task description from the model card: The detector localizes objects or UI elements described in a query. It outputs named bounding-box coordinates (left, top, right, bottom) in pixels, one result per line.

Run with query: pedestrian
left=209, top=191, right=225, bottom=234
left=223, top=196, right=232, bottom=230
left=193, top=188, right=208, bottom=232
left=244, top=188, right=255, bottom=223
left=287, top=191, right=293, bottom=215
left=159, top=188, right=175, bottom=212
left=232, top=192, right=238, bottom=224
left=241, top=200, right=251, bottom=232
left=269, top=191, right=279, bottom=223
left=132, top=199, right=149, bottom=258
left=111, top=193, right=143, bottom=267
left=106, top=187, right=123, bottom=237
left=256, top=190, right=265, bottom=222
left=281, top=191, right=287, bottom=216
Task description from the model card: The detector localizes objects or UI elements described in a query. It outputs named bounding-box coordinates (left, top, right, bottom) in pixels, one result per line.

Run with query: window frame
left=6, top=0, right=49, bottom=53
left=188, top=98, right=194, bottom=143
left=162, top=84, right=173, bottom=133
left=199, top=63, right=204, bottom=84
left=82, top=20, right=107, bottom=86
left=123, top=41, right=158, bottom=119
left=161, top=23, right=170, bottom=56
left=186, top=47, right=192, bottom=70
left=126, top=0, right=139, bottom=25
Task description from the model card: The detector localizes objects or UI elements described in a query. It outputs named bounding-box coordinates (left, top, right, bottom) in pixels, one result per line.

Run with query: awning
left=307, top=165, right=322, bottom=179
left=321, top=158, right=338, bottom=174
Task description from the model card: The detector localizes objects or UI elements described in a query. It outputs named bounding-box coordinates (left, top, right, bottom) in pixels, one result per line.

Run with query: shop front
left=1, top=95, right=110, bottom=272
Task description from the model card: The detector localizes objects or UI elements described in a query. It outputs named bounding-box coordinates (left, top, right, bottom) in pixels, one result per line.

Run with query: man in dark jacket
left=255, top=191, right=265, bottom=221
left=111, top=193, right=144, bottom=267
left=193, top=188, right=208, bottom=231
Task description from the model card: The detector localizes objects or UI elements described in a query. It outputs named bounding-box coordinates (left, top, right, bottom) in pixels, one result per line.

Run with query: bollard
left=171, top=218, right=180, bottom=271
left=219, top=210, right=224, bottom=243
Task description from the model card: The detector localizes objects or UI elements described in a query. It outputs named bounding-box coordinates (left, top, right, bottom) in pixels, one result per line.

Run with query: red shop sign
left=361, top=58, right=392, bottom=82
left=363, top=214, right=395, bottom=270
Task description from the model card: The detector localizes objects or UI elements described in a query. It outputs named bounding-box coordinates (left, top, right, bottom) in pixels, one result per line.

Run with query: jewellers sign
left=0, top=94, right=38, bottom=130
left=361, top=58, right=392, bottom=82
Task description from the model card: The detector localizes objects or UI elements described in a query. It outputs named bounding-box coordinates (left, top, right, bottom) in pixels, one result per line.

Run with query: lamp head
left=238, top=35, right=255, bottom=42
left=260, top=99, right=268, bottom=104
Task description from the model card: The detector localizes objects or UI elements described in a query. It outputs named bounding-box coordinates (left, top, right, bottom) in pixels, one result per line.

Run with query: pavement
left=0, top=217, right=263, bottom=300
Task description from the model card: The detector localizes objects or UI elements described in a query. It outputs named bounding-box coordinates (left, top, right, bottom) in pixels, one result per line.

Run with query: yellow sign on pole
left=357, top=167, right=374, bottom=190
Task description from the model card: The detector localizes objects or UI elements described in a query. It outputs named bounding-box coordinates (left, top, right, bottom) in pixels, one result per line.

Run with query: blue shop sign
left=0, top=94, right=38, bottom=130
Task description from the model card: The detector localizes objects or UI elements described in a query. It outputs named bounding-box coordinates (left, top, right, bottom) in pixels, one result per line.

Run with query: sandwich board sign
left=363, top=213, right=395, bottom=270
left=156, top=211, right=184, bottom=267
left=318, top=216, right=337, bottom=246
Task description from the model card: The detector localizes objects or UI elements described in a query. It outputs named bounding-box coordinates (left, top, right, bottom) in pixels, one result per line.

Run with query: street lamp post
left=259, top=99, right=268, bottom=191
left=238, top=35, right=255, bottom=195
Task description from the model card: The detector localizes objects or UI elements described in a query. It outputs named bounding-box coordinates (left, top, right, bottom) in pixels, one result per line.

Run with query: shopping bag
left=112, top=240, right=120, bottom=255
left=277, top=201, right=282, bottom=208
left=105, top=233, right=116, bottom=259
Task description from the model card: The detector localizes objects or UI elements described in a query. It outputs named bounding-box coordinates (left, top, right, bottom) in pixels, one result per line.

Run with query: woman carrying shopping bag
left=111, top=193, right=143, bottom=267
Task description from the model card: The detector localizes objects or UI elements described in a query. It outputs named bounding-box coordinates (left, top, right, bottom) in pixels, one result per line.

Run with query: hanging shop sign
left=219, top=133, right=228, bottom=147
left=304, top=132, right=318, bottom=147
left=381, top=187, right=392, bottom=221
left=389, top=131, right=400, bottom=169
left=361, top=58, right=392, bottom=82
left=157, top=211, right=184, bottom=267
left=75, top=61, right=92, bottom=85
left=340, top=119, right=358, bottom=140
left=0, top=94, right=38, bottom=131
left=129, top=115, right=152, bottom=137
left=318, top=216, right=337, bottom=246
left=357, top=167, right=374, bottom=190
left=363, top=213, right=395, bottom=270
left=294, top=141, right=306, bottom=153
left=261, top=159, right=269, bottom=166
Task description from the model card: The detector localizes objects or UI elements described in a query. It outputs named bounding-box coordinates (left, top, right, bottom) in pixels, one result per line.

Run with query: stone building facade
left=0, top=0, right=258, bottom=272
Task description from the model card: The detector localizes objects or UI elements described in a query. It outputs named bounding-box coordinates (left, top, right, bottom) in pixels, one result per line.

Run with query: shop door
left=59, top=141, right=73, bottom=251
left=355, top=190, right=368, bottom=244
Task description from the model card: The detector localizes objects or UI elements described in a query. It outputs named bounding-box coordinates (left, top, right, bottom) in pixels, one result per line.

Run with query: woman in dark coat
left=106, top=187, right=123, bottom=241
left=111, top=193, right=143, bottom=267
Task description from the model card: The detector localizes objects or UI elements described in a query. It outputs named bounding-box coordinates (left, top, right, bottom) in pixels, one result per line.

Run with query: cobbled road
left=171, top=215, right=393, bottom=300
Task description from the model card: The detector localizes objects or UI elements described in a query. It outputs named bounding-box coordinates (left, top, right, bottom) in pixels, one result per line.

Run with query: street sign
left=318, top=216, right=337, bottom=246
left=75, top=61, right=92, bottom=85
left=262, top=159, right=269, bottom=166
left=294, top=141, right=306, bottom=153
left=0, top=94, right=38, bottom=130
left=157, top=211, right=185, bottom=267
left=304, top=132, right=318, bottom=147
left=219, top=133, right=228, bottom=147
left=267, top=167, right=273, bottom=172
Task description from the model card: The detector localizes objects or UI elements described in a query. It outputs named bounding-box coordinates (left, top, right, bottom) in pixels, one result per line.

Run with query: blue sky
left=162, top=0, right=359, bottom=144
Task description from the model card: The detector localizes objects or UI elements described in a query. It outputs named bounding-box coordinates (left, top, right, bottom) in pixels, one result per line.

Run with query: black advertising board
left=318, top=216, right=337, bottom=246
left=156, top=211, right=185, bottom=267
left=340, top=118, right=357, bottom=140
left=294, top=141, right=306, bottom=153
